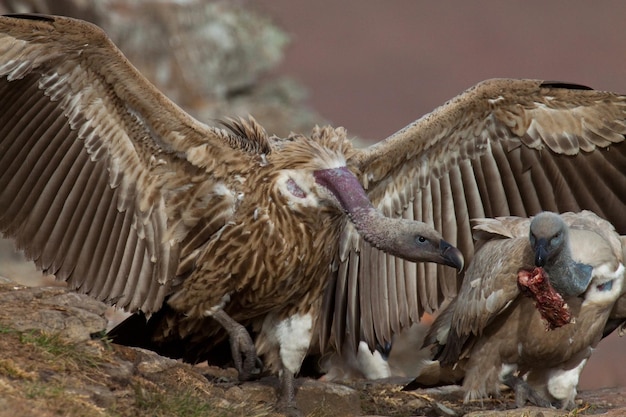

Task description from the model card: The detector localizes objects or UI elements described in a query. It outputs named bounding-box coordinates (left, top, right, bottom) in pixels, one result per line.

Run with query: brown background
left=253, top=0, right=626, bottom=390
left=254, top=1, right=626, bottom=141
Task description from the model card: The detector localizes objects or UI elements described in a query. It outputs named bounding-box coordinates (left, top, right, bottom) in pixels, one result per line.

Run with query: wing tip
left=540, top=81, right=594, bottom=91
left=3, top=13, right=56, bottom=23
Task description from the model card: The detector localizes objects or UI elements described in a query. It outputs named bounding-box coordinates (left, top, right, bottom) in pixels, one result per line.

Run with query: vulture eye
left=551, top=233, right=561, bottom=246
left=416, top=236, right=427, bottom=244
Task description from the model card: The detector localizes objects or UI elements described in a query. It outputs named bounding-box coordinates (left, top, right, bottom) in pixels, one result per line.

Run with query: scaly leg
left=277, top=369, right=302, bottom=416
left=211, top=309, right=260, bottom=381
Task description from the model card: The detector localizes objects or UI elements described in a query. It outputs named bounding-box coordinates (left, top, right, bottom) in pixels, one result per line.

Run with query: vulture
left=0, top=13, right=626, bottom=412
left=408, top=211, right=626, bottom=408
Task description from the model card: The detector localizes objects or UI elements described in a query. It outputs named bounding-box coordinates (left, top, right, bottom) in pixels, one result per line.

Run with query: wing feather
left=480, top=145, right=512, bottom=216
left=330, top=78, right=626, bottom=352
left=361, top=246, right=377, bottom=344
left=459, top=159, right=486, bottom=220
left=105, top=212, right=138, bottom=301
left=374, top=248, right=391, bottom=344
left=384, top=250, right=398, bottom=334
left=88, top=194, right=125, bottom=297
left=0, top=15, right=246, bottom=313
left=490, top=141, right=524, bottom=216
left=438, top=172, right=461, bottom=301
left=345, top=246, right=361, bottom=349
left=444, top=227, right=530, bottom=361
left=393, top=252, right=409, bottom=330
left=70, top=163, right=111, bottom=292
left=448, top=164, right=473, bottom=256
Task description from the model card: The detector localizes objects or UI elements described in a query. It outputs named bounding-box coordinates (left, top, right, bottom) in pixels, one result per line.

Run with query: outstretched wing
left=0, top=15, right=249, bottom=312
left=324, top=78, right=626, bottom=351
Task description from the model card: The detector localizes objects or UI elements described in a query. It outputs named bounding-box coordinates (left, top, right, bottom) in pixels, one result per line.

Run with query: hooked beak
left=440, top=240, right=464, bottom=271
left=534, top=238, right=549, bottom=267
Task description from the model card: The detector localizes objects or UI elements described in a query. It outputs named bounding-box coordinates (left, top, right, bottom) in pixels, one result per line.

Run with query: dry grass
left=0, top=323, right=278, bottom=417
left=0, top=321, right=616, bottom=417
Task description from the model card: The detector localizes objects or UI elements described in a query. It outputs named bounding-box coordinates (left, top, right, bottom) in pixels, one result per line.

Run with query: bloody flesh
left=518, top=267, right=572, bottom=330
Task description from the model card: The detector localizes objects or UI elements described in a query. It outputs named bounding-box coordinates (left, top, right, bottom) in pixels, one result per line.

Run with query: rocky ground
left=0, top=276, right=625, bottom=417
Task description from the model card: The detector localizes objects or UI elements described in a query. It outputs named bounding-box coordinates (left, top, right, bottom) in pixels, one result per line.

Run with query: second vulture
left=408, top=211, right=626, bottom=408
left=0, top=14, right=625, bottom=412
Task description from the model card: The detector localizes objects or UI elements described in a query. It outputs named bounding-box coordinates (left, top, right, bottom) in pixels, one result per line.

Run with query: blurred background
left=0, top=0, right=624, bottom=391
left=254, top=0, right=626, bottom=141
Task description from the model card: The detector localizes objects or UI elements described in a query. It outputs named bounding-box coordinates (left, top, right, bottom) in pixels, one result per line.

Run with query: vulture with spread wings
left=0, top=14, right=625, bottom=412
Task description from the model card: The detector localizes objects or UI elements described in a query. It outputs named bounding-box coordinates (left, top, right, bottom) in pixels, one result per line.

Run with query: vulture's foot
left=276, top=371, right=302, bottom=417
left=503, top=374, right=552, bottom=408
left=211, top=309, right=261, bottom=381
left=229, top=324, right=261, bottom=381
left=275, top=402, right=302, bottom=417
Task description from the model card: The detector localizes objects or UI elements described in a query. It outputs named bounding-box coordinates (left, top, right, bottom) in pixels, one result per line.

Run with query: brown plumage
left=410, top=211, right=625, bottom=408
left=323, top=80, right=626, bottom=362
left=0, top=14, right=626, bottom=410
left=0, top=14, right=464, bottom=412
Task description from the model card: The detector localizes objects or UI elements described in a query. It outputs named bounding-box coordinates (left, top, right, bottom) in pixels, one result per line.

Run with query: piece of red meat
left=518, top=267, right=572, bottom=330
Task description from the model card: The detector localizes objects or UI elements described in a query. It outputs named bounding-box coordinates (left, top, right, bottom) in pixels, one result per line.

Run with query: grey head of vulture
left=527, top=212, right=592, bottom=297
left=2, top=13, right=626, bottom=413
left=406, top=211, right=625, bottom=409
left=0, top=13, right=463, bottom=413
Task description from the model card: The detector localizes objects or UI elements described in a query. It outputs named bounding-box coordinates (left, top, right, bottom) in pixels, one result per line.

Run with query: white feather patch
left=499, top=363, right=517, bottom=381
left=584, top=263, right=625, bottom=306
left=547, top=358, right=587, bottom=405
left=356, top=341, right=391, bottom=380
left=275, top=313, right=313, bottom=374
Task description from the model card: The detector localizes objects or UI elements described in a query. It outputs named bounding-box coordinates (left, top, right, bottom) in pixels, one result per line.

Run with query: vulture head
left=528, top=212, right=592, bottom=297
left=312, top=165, right=464, bottom=270
left=362, top=216, right=464, bottom=268
left=529, top=212, right=568, bottom=267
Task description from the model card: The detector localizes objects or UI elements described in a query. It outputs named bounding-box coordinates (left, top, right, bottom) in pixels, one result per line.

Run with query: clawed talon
left=515, top=383, right=553, bottom=408
left=504, top=374, right=553, bottom=408
left=275, top=402, right=303, bottom=417
left=210, top=309, right=262, bottom=381
left=228, top=323, right=261, bottom=381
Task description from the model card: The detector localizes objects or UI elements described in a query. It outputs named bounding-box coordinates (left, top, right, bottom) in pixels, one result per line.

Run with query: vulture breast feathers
left=0, top=14, right=625, bottom=389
